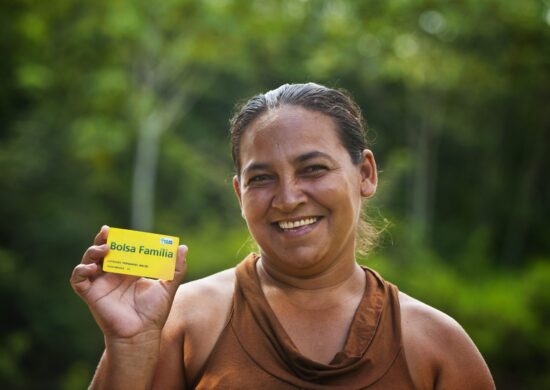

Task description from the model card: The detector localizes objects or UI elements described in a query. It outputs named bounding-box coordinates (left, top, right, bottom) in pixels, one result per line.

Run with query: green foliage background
left=1, top=0, right=548, bottom=388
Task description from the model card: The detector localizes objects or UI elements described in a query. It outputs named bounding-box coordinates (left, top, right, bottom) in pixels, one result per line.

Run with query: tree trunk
left=131, top=113, right=162, bottom=231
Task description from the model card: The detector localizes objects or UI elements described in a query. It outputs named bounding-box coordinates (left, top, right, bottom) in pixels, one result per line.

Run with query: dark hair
left=229, top=82, right=369, bottom=174
left=229, top=82, right=378, bottom=255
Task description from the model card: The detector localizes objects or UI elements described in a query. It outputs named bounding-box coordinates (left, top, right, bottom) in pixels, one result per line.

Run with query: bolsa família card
left=103, top=227, right=180, bottom=280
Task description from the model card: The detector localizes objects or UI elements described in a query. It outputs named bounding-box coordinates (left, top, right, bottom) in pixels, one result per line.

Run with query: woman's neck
left=256, top=252, right=366, bottom=310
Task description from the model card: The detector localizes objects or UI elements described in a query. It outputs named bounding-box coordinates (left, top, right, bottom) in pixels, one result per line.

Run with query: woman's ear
left=359, top=149, right=378, bottom=198
left=233, top=175, right=245, bottom=217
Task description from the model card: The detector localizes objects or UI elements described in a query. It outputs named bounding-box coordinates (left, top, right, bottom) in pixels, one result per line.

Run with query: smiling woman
left=70, top=83, right=496, bottom=389
left=233, top=104, right=375, bottom=278
left=231, top=84, right=379, bottom=257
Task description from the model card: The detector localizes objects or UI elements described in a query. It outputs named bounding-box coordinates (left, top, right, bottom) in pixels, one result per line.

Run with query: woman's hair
left=230, top=82, right=368, bottom=173
left=229, top=82, right=378, bottom=255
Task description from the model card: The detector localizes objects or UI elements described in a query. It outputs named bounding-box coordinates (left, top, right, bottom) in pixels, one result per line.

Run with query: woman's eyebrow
left=295, top=151, right=335, bottom=164
left=242, top=162, right=271, bottom=176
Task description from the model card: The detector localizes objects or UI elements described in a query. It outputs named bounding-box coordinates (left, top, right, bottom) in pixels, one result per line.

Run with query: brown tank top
left=193, top=254, right=416, bottom=389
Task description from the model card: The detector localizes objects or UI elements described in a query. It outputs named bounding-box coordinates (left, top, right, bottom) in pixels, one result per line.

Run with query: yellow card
left=103, top=227, right=179, bottom=280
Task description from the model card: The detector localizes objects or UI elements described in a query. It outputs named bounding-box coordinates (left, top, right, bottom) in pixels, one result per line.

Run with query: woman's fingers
left=173, top=245, right=188, bottom=283
left=70, top=263, right=100, bottom=296
left=80, top=225, right=109, bottom=265
left=161, top=245, right=188, bottom=296
left=93, top=225, right=109, bottom=246
left=82, top=244, right=108, bottom=264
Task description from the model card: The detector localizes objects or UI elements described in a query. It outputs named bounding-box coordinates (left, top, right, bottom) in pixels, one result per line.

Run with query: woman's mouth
left=275, top=217, right=321, bottom=232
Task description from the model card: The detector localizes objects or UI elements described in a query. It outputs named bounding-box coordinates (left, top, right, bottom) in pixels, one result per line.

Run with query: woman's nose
left=271, top=178, right=307, bottom=212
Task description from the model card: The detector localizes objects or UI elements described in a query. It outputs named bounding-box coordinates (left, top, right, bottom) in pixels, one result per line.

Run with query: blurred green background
left=1, top=0, right=549, bottom=388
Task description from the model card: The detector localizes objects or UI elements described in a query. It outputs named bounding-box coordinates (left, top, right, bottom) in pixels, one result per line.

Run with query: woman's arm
left=432, top=318, right=495, bottom=390
left=400, top=292, right=495, bottom=390
left=70, top=226, right=188, bottom=390
left=89, top=332, right=163, bottom=390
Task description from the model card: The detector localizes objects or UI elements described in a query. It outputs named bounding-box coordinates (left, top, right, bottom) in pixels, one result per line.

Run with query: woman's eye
left=248, top=175, right=272, bottom=184
left=303, top=165, right=328, bottom=175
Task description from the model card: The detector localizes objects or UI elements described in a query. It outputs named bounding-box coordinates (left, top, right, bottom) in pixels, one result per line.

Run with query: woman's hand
left=70, top=225, right=188, bottom=341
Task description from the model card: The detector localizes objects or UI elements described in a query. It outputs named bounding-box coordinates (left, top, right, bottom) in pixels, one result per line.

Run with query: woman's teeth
left=278, top=217, right=318, bottom=230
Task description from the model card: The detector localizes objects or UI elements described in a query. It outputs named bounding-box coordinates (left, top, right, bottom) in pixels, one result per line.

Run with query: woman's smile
left=276, top=216, right=320, bottom=231
left=273, top=216, right=323, bottom=237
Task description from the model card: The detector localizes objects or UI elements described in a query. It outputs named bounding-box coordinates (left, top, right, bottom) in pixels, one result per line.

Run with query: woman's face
left=233, top=105, right=377, bottom=276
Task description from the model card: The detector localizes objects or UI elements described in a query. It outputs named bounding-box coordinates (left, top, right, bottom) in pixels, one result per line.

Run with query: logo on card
left=160, top=237, right=173, bottom=245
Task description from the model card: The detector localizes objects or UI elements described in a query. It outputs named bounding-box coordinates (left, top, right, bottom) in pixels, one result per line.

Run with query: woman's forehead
left=240, top=106, right=341, bottom=150
left=237, top=106, right=352, bottom=173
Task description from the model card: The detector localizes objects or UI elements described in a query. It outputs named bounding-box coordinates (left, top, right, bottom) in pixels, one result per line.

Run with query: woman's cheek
left=242, top=189, right=270, bottom=216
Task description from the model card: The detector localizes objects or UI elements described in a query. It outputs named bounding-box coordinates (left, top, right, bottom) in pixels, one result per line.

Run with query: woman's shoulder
left=398, top=292, right=495, bottom=390
left=399, top=291, right=461, bottom=336
left=172, top=267, right=237, bottom=330
left=162, top=267, right=237, bottom=386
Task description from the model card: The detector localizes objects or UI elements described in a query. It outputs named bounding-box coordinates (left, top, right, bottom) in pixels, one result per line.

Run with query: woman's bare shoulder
left=399, top=291, right=461, bottom=339
left=160, top=268, right=237, bottom=387
left=171, top=267, right=237, bottom=331
left=398, top=291, right=495, bottom=390
left=154, top=268, right=237, bottom=389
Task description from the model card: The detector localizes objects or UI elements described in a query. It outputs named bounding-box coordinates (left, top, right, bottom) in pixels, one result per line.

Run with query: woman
left=71, top=83, right=495, bottom=389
